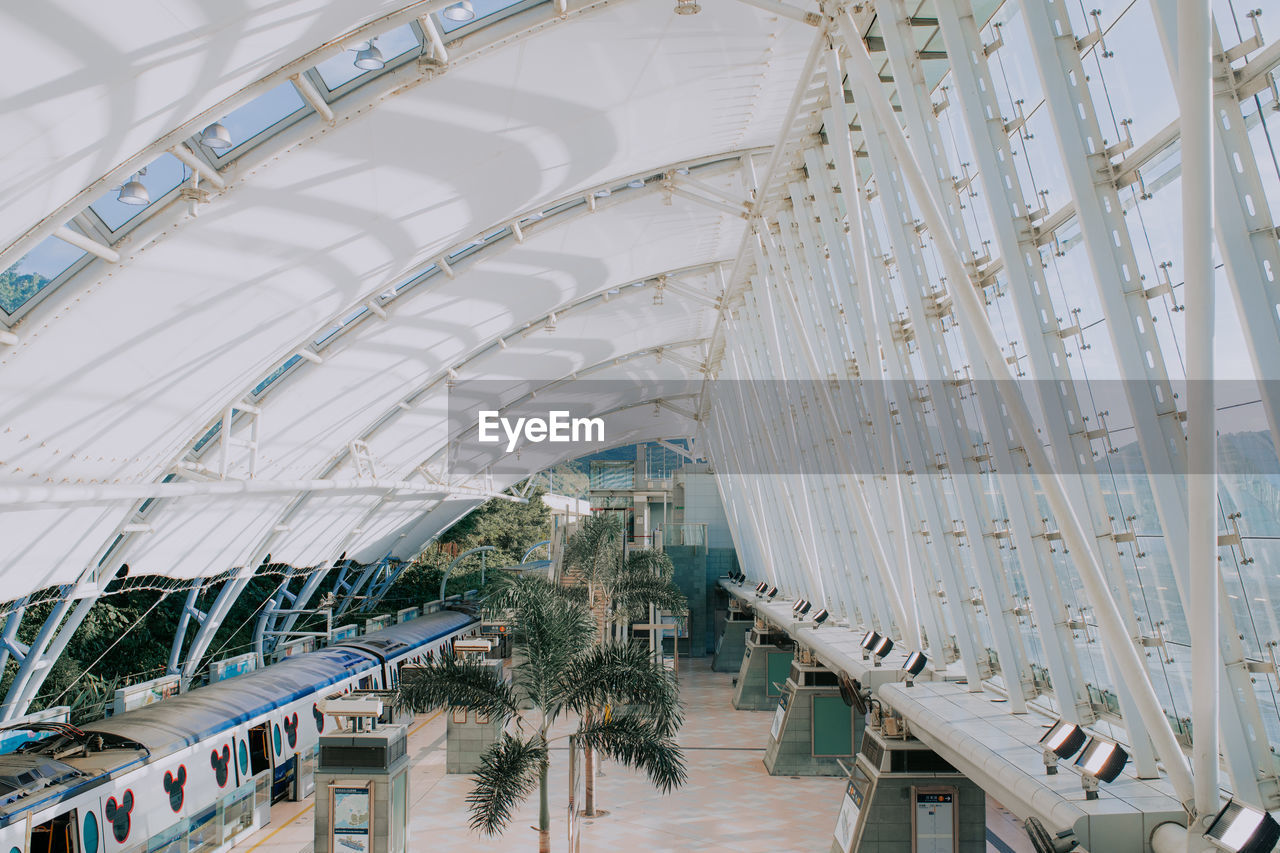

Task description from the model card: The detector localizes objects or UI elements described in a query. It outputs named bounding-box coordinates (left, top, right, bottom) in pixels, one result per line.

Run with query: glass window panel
left=252, top=354, right=304, bottom=397
left=315, top=24, right=420, bottom=91
left=440, top=0, right=533, bottom=34
left=0, top=234, right=87, bottom=314
left=211, top=82, right=308, bottom=160
left=89, top=153, right=189, bottom=231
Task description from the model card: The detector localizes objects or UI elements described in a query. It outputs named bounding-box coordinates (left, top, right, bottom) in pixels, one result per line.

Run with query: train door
left=247, top=723, right=273, bottom=828
left=31, top=810, right=77, bottom=853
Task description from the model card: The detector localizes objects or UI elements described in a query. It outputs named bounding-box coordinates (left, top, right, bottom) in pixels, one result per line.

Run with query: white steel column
left=834, top=7, right=1196, bottom=807
left=1179, top=0, right=1220, bottom=823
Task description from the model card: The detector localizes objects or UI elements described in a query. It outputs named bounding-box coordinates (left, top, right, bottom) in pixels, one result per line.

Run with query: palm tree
left=560, top=512, right=623, bottom=633
left=561, top=517, right=688, bottom=815
left=397, top=574, right=686, bottom=852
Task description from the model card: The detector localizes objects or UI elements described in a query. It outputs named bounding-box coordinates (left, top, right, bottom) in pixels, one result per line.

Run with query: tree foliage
left=396, top=574, right=686, bottom=843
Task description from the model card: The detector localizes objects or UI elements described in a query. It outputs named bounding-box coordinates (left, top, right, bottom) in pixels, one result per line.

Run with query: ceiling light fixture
left=443, top=1, right=476, bottom=21
left=902, top=651, right=928, bottom=685
left=1075, top=737, right=1128, bottom=798
left=1205, top=800, right=1280, bottom=853
left=118, top=171, right=150, bottom=206
left=354, top=39, right=385, bottom=70
left=860, top=630, right=892, bottom=665
left=1038, top=720, right=1086, bottom=775
left=200, top=122, right=232, bottom=150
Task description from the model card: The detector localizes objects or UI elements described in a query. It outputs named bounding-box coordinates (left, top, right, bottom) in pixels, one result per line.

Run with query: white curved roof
left=0, top=0, right=815, bottom=599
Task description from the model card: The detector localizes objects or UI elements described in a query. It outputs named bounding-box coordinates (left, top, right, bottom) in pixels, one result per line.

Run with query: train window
left=248, top=723, right=271, bottom=775
left=31, top=810, right=77, bottom=853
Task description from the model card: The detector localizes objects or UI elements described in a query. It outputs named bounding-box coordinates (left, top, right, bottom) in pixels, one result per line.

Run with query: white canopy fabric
left=0, top=0, right=814, bottom=600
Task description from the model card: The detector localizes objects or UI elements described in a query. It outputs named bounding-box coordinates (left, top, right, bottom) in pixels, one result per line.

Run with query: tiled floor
left=235, top=664, right=1030, bottom=852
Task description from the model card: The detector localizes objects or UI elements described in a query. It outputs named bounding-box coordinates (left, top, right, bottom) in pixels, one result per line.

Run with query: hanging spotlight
left=766, top=586, right=778, bottom=599
left=117, top=171, right=150, bottom=206
left=443, top=0, right=476, bottom=21
left=868, top=635, right=893, bottom=665
left=754, top=582, right=768, bottom=595
left=860, top=630, right=882, bottom=660
left=791, top=598, right=807, bottom=613
left=1205, top=800, right=1280, bottom=853
left=797, top=602, right=812, bottom=616
left=200, top=122, right=232, bottom=150
left=1074, top=737, right=1128, bottom=799
left=1037, top=720, right=1086, bottom=775
left=354, top=39, right=385, bottom=70
left=902, top=651, right=928, bottom=685
left=812, top=609, right=829, bottom=626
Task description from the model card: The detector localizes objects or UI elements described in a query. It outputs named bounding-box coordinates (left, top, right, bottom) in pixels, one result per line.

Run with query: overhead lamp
left=354, top=40, right=385, bottom=70
left=766, top=586, right=778, bottom=599
left=755, top=582, right=767, bottom=595
left=443, top=0, right=476, bottom=21
left=811, top=609, right=829, bottom=626
left=797, top=602, right=811, bottom=616
left=1037, top=720, right=1086, bottom=775
left=1074, top=737, right=1127, bottom=798
left=791, top=599, right=807, bottom=613
left=902, top=651, right=928, bottom=685
left=118, top=171, right=150, bottom=206
left=1205, top=800, right=1280, bottom=853
left=868, top=635, right=893, bottom=665
left=200, top=122, right=232, bottom=150
left=860, top=630, right=882, bottom=660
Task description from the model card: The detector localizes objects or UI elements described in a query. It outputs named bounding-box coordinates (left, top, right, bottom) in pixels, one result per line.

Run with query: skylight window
left=88, top=153, right=189, bottom=232
left=314, top=24, right=421, bottom=92
left=252, top=354, right=304, bottom=397
left=0, top=234, right=88, bottom=315
left=211, top=82, right=308, bottom=160
left=439, top=0, right=531, bottom=34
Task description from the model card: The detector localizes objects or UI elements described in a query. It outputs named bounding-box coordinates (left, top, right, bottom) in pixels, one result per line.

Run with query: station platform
left=232, top=664, right=1029, bottom=852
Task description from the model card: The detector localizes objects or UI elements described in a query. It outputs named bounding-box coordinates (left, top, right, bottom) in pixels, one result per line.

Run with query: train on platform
left=0, top=607, right=479, bottom=853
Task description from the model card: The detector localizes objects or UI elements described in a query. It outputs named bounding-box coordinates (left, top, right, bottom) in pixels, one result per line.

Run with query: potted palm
left=397, top=574, right=686, bottom=852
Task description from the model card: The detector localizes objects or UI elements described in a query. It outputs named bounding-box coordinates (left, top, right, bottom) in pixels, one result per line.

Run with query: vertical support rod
left=834, top=9, right=1197, bottom=807
left=1182, top=0, right=1219, bottom=823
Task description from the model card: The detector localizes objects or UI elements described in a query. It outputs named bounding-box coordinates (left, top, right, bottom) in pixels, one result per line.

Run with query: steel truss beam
left=1014, top=0, right=1270, bottom=809
left=833, top=4, right=1200, bottom=806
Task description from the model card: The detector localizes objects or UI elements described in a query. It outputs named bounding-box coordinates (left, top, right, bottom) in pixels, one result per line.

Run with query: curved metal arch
left=172, top=149, right=752, bottom=474
left=19, top=156, right=744, bottom=701
left=0, top=0, right=611, bottom=275
left=413, top=343, right=708, bottom=474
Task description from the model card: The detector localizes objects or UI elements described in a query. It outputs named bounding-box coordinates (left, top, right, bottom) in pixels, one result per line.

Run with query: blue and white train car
left=0, top=608, right=476, bottom=853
